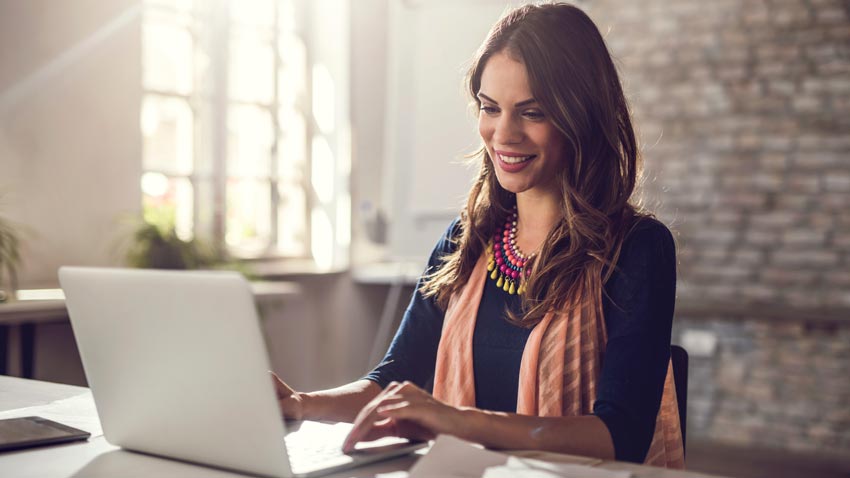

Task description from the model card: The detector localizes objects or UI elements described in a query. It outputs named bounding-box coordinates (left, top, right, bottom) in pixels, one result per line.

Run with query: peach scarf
left=432, top=254, right=685, bottom=468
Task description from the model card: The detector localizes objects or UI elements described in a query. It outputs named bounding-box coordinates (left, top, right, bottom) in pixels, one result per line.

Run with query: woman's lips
left=494, top=151, right=536, bottom=173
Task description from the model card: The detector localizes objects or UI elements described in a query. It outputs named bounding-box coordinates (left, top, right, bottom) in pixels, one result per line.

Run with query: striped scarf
left=432, top=253, right=685, bottom=468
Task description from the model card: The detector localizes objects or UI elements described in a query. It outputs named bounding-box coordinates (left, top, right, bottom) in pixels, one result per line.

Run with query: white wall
left=0, top=0, right=143, bottom=287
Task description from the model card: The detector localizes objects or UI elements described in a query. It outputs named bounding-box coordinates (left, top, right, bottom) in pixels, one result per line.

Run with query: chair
left=670, top=344, right=688, bottom=456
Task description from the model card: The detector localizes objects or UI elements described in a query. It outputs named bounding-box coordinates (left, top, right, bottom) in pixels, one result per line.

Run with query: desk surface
left=0, top=376, right=729, bottom=478
left=0, top=281, right=301, bottom=325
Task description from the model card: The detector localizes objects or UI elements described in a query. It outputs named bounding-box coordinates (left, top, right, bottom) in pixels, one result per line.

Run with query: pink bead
left=494, top=243, right=501, bottom=250
left=496, top=256, right=503, bottom=265
left=500, top=265, right=507, bottom=274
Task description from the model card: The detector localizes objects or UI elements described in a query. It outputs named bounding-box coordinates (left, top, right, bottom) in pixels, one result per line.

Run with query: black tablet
left=0, top=416, right=91, bottom=452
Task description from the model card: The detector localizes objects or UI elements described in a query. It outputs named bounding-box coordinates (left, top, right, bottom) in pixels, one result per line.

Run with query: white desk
left=0, top=282, right=301, bottom=379
left=0, top=376, right=729, bottom=478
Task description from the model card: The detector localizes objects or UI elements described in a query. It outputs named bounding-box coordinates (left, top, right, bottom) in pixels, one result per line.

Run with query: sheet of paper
left=0, top=391, right=103, bottom=438
left=409, top=435, right=631, bottom=478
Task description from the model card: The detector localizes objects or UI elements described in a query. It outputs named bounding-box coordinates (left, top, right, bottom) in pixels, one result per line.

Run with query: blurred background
left=0, top=1, right=848, bottom=477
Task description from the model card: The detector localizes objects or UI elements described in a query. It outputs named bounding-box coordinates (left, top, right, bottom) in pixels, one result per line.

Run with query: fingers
left=343, top=396, right=406, bottom=452
left=343, top=382, right=408, bottom=452
left=269, top=371, right=296, bottom=398
left=353, top=417, right=398, bottom=444
left=343, top=381, right=426, bottom=452
left=269, top=371, right=304, bottom=419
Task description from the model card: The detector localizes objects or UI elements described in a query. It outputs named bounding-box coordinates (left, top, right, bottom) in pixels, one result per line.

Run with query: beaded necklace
left=486, top=205, right=535, bottom=295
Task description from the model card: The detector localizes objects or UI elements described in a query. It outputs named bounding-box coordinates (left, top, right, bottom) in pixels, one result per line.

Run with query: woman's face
left=478, top=51, right=565, bottom=197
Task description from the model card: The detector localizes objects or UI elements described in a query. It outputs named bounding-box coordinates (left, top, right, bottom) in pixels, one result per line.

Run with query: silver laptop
left=59, top=266, right=424, bottom=478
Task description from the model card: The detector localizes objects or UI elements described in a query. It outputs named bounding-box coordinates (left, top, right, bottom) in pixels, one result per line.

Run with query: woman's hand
left=270, top=371, right=308, bottom=420
left=341, top=381, right=463, bottom=453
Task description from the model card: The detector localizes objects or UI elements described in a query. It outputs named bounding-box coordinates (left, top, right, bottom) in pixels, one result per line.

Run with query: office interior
left=0, top=1, right=848, bottom=477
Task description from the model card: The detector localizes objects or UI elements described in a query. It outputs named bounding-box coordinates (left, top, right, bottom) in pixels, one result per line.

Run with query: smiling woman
left=476, top=53, right=566, bottom=200
left=273, top=2, right=684, bottom=469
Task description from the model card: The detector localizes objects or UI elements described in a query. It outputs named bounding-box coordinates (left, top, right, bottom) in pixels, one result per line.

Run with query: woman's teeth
left=500, top=154, right=535, bottom=164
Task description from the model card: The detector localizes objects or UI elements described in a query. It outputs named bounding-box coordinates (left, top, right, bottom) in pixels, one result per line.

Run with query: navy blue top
left=364, top=217, right=676, bottom=463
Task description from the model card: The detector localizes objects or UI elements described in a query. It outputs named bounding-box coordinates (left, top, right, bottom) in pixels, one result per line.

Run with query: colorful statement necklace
left=487, top=205, right=535, bottom=295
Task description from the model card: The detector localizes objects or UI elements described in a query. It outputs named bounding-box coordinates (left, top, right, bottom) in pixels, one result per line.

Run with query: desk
left=0, top=376, right=729, bottom=478
left=0, top=282, right=301, bottom=379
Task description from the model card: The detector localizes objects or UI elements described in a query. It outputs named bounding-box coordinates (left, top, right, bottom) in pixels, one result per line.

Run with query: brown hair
left=419, top=3, right=649, bottom=327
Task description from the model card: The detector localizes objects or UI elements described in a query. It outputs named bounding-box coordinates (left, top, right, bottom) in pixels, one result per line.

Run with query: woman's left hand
left=341, top=381, right=463, bottom=453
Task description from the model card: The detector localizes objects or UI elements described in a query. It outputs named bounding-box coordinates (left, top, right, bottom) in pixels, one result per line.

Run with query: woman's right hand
left=270, top=371, right=308, bottom=420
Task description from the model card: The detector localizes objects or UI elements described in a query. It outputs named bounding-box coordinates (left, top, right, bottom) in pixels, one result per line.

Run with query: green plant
left=124, top=220, right=255, bottom=278
left=0, top=213, right=21, bottom=302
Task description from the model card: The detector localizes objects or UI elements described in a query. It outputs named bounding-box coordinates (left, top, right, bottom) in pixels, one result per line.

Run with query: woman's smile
left=495, top=150, right=537, bottom=172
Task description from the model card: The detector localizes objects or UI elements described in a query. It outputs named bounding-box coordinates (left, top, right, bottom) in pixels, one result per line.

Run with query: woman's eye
left=480, top=105, right=499, bottom=115
left=523, top=110, right=545, bottom=120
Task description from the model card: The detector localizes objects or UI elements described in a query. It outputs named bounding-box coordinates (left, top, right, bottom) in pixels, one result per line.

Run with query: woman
left=273, top=3, right=684, bottom=468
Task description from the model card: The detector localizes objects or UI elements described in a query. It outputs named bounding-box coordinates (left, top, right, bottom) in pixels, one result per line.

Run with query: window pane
left=278, top=33, right=306, bottom=106
left=142, top=95, right=194, bottom=175
left=277, top=108, right=306, bottom=180
left=311, top=135, right=335, bottom=204
left=278, top=0, right=296, bottom=32
left=226, top=178, right=272, bottom=255
left=228, top=105, right=274, bottom=177
left=230, top=0, right=275, bottom=29
left=144, top=0, right=193, bottom=13
left=142, top=19, right=193, bottom=94
left=142, top=174, right=194, bottom=241
left=277, top=181, right=306, bottom=256
left=229, top=29, right=275, bottom=103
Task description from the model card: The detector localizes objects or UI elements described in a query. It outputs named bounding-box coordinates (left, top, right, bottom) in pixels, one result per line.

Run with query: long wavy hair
left=420, top=3, right=648, bottom=327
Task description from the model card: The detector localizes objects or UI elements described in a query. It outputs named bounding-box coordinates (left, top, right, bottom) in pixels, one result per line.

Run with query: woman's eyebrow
left=477, top=92, right=538, bottom=107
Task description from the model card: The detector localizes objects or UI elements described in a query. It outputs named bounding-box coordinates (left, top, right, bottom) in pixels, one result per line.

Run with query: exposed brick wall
left=672, top=318, right=850, bottom=455
left=583, top=0, right=850, bottom=457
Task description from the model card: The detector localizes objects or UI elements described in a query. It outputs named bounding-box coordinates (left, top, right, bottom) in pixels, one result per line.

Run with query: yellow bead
left=490, top=268, right=498, bottom=280
left=509, top=282, right=516, bottom=295
left=503, top=279, right=510, bottom=292
left=488, top=261, right=495, bottom=272
left=496, top=276, right=504, bottom=288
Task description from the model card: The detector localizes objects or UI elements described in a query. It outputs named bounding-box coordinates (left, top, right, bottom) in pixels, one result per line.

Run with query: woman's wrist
left=299, top=392, right=319, bottom=420
left=449, top=406, right=490, bottom=442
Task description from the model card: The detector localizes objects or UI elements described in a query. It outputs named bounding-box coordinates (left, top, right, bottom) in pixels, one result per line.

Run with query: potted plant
left=123, top=218, right=254, bottom=278
left=0, top=212, right=21, bottom=303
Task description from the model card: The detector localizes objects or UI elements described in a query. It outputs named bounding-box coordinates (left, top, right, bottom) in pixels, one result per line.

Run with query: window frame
left=140, top=0, right=316, bottom=263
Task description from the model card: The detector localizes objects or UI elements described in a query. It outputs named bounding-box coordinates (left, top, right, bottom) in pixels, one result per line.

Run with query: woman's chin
left=495, top=177, right=531, bottom=195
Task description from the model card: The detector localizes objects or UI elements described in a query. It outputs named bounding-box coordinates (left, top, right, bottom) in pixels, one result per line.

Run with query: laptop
left=58, top=266, right=425, bottom=478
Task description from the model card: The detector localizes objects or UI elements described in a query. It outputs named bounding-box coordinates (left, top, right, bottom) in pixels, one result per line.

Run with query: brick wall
left=584, top=0, right=850, bottom=457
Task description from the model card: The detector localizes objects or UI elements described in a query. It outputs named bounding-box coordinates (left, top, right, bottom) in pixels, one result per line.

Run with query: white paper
left=0, top=391, right=103, bottom=438
left=409, top=435, right=631, bottom=478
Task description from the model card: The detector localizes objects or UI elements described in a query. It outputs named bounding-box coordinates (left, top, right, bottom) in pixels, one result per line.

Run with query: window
left=140, top=0, right=345, bottom=267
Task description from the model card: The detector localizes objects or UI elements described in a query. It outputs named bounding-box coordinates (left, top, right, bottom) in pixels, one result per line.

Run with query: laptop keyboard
left=283, top=421, right=353, bottom=472
left=285, top=434, right=350, bottom=470
left=283, top=421, right=420, bottom=473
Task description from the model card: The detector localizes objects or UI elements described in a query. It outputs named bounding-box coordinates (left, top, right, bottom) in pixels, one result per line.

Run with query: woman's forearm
left=454, top=408, right=616, bottom=460
left=301, top=379, right=382, bottom=423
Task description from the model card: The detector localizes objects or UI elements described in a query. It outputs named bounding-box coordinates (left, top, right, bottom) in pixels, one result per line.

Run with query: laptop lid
left=59, top=267, right=293, bottom=478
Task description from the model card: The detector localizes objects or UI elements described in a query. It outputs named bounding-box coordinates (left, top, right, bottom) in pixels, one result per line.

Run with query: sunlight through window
left=141, top=0, right=325, bottom=262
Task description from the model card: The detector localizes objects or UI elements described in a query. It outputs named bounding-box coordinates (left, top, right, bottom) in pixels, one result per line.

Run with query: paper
left=0, top=391, right=103, bottom=438
left=409, top=435, right=631, bottom=478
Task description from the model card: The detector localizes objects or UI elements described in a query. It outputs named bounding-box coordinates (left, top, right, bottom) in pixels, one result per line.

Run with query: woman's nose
left=493, top=114, right=523, bottom=145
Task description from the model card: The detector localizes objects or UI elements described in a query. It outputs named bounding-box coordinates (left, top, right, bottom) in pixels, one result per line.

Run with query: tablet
left=0, top=416, right=91, bottom=452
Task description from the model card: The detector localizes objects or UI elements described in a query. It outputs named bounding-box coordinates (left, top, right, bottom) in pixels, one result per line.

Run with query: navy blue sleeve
left=593, top=219, right=677, bottom=463
left=363, top=218, right=462, bottom=389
